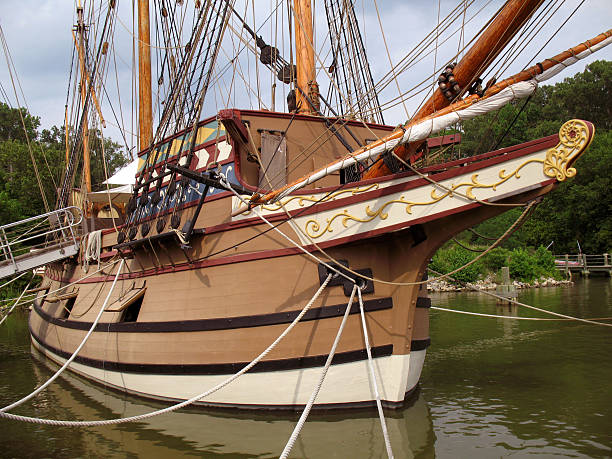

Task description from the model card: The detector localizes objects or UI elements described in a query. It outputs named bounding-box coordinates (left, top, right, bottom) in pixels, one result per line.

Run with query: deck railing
left=0, top=207, right=83, bottom=279
left=554, top=253, right=611, bottom=276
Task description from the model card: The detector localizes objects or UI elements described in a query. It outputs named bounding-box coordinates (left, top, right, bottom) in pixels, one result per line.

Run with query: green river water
left=0, top=278, right=610, bottom=458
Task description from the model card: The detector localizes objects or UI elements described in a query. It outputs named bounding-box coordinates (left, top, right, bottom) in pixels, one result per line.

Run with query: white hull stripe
left=31, top=338, right=427, bottom=407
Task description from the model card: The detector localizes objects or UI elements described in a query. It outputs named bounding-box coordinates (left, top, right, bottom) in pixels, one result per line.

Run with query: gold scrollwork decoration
left=303, top=119, right=593, bottom=239
left=542, top=119, right=591, bottom=181
left=239, top=183, right=380, bottom=215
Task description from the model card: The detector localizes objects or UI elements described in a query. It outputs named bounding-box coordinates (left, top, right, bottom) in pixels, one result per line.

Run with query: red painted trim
left=419, top=134, right=557, bottom=174
left=226, top=137, right=559, bottom=227
left=49, top=179, right=547, bottom=285
left=238, top=108, right=395, bottom=132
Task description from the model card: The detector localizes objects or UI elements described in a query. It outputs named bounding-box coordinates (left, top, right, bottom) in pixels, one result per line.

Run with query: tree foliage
left=461, top=60, right=612, bottom=254
left=0, top=102, right=129, bottom=226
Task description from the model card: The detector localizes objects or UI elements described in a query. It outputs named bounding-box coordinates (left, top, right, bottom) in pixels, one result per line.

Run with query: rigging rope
left=280, top=284, right=357, bottom=459
left=428, top=268, right=612, bottom=328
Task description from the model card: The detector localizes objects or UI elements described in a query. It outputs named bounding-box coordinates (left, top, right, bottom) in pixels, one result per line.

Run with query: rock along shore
left=426, top=275, right=573, bottom=292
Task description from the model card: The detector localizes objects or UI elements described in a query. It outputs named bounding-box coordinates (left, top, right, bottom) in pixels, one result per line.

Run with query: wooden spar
left=404, top=30, right=612, bottom=125
left=138, top=0, right=153, bottom=151
left=76, top=6, right=91, bottom=193
left=240, top=29, right=611, bottom=210
left=71, top=30, right=106, bottom=128
left=362, top=0, right=544, bottom=180
left=293, top=0, right=319, bottom=113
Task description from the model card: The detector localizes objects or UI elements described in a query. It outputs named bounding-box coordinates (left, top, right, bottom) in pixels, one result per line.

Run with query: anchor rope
left=358, top=287, right=394, bottom=458
left=428, top=268, right=612, bottom=327
left=431, top=305, right=612, bottom=321
left=1, top=259, right=125, bottom=413
left=0, top=274, right=333, bottom=425
left=280, top=285, right=357, bottom=459
left=224, top=174, right=392, bottom=458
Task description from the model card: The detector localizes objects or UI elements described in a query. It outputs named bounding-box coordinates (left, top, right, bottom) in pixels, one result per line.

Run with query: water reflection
left=425, top=278, right=612, bottom=458
left=1, top=278, right=610, bottom=458
left=0, top=321, right=435, bottom=458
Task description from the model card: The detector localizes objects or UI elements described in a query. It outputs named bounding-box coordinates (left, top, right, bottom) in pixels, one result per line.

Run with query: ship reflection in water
left=25, top=346, right=435, bottom=458
left=1, top=278, right=610, bottom=458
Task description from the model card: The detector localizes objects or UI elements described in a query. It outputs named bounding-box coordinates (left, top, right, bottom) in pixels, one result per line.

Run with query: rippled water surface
left=0, top=278, right=610, bottom=458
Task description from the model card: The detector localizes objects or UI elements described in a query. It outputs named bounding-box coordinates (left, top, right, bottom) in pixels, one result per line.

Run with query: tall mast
left=76, top=4, right=92, bottom=193
left=363, top=0, right=544, bottom=180
left=138, top=0, right=153, bottom=151
left=293, top=0, right=319, bottom=114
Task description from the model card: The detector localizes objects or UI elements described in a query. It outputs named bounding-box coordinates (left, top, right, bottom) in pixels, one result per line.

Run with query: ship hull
left=28, top=116, right=593, bottom=409
left=30, top=336, right=427, bottom=408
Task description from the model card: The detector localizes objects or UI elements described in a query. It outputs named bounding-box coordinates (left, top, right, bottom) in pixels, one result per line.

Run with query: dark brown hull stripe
left=416, top=297, right=431, bottom=308
left=30, top=327, right=398, bottom=374
left=30, top=327, right=430, bottom=375
left=33, top=297, right=393, bottom=333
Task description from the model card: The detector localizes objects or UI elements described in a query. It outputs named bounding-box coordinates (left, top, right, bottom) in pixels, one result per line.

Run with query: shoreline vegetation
left=427, top=244, right=571, bottom=292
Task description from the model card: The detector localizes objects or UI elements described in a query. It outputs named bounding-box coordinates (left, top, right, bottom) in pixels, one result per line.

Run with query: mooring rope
left=358, top=287, right=394, bottom=459
left=431, top=305, right=612, bottom=321
left=1, top=259, right=125, bottom=413
left=428, top=268, right=612, bottom=327
left=280, top=285, right=357, bottom=459
left=0, top=272, right=27, bottom=291
left=0, top=274, right=333, bottom=425
left=0, top=276, right=33, bottom=327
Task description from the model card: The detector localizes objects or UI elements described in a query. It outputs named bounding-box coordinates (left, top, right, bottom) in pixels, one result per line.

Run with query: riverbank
left=427, top=275, right=573, bottom=292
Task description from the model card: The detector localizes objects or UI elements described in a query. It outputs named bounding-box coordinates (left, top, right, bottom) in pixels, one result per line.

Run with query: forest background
left=0, top=61, right=610, bottom=293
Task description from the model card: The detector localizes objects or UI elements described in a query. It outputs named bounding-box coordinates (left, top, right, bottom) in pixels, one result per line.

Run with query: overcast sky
left=0, top=0, right=610, bottom=148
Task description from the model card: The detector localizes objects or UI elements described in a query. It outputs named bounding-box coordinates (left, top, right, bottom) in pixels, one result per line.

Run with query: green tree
left=459, top=60, right=612, bottom=254
left=0, top=102, right=39, bottom=142
left=0, top=105, right=129, bottom=225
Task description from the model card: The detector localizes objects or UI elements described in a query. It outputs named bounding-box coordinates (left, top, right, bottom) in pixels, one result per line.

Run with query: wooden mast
left=76, top=4, right=91, bottom=193
left=138, top=0, right=153, bottom=151
left=363, top=0, right=544, bottom=180
left=293, top=0, right=319, bottom=114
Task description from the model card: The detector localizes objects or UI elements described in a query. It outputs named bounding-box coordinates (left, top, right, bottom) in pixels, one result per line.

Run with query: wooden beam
left=76, top=6, right=91, bottom=194
left=138, top=0, right=153, bottom=151
left=363, top=0, right=544, bottom=180
left=293, top=0, right=319, bottom=114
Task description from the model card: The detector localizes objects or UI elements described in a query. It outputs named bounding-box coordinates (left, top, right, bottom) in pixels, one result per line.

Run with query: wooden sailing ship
left=28, top=0, right=609, bottom=409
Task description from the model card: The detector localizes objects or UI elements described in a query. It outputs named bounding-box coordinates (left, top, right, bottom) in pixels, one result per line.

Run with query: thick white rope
left=428, top=268, right=612, bottom=327
left=0, top=273, right=333, bottom=425
left=84, top=230, right=102, bottom=272
left=358, top=288, right=394, bottom=459
left=1, top=259, right=125, bottom=413
left=0, top=272, right=27, bottom=291
left=280, top=285, right=357, bottom=459
left=0, top=276, right=33, bottom=326
left=432, top=306, right=612, bottom=321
